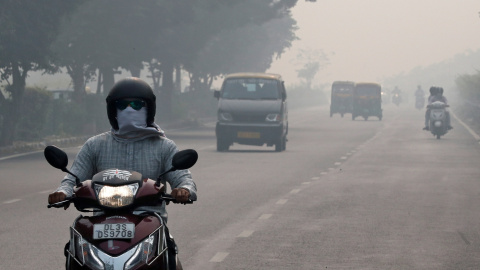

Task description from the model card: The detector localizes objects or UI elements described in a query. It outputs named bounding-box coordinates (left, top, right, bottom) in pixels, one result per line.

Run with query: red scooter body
left=65, top=176, right=171, bottom=270
left=45, top=146, right=198, bottom=270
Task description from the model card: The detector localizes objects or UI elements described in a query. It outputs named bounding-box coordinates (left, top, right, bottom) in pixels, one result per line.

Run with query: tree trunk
left=100, top=67, right=115, bottom=96
left=129, top=67, right=141, bottom=78
left=67, top=63, right=86, bottom=103
left=0, top=62, right=28, bottom=146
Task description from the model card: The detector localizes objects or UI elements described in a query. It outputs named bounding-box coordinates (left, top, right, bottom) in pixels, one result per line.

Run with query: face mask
left=116, top=107, right=148, bottom=132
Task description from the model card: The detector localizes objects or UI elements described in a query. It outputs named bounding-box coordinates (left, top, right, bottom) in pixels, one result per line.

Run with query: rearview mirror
left=44, top=145, right=68, bottom=170
left=172, top=149, right=198, bottom=170
left=44, top=145, right=82, bottom=187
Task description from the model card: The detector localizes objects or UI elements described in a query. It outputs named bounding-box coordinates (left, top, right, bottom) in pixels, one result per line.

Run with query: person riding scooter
left=48, top=77, right=197, bottom=270
left=414, top=85, right=425, bottom=110
left=391, top=86, right=402, bottom=105
left=414, top=85, right=425, bottom=98
left=423, top=86, right=452, bottom=131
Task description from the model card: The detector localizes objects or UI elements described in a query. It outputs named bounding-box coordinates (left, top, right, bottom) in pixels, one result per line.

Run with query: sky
left=268, top=0, right=480, bottom=86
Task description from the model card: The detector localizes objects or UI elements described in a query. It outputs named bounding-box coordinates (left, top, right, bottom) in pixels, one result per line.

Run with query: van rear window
left=222, top=79, right=279, bottom=100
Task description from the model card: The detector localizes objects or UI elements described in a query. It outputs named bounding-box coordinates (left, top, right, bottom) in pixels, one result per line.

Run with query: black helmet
left=438, top=87, right=444, bottom=95
left=429, top=86, right=439, bottom=95
left=106, top=77, right=156, bottom=130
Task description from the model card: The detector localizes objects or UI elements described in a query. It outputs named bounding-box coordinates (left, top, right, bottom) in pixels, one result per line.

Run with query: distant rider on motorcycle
left=423, top=86, right=453, bottom=131
left=414, top=85, right=425, bottom=99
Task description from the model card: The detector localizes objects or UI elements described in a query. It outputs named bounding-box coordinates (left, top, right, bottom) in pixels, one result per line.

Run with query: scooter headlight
left=94, top=184, right=139, bottom=208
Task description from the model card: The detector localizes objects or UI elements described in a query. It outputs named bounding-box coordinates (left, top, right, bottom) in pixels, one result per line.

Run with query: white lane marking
left=276, top=199, right=288, bottom=205
left=334, top=162, right=342, bottom=166
left=39, top=190, right=53, bottom=194
left=3, top=199, right=21, bottom=204
left=320, top=172, right=328, bottom=175
left=259, top=214, right=272, bottom=220
left=346, top=152, right=352, bottom=156
left=340, top=156, right=347, bottom=160
left=237, top=230, right=254, bottom=238
left=351, top=150, right=357, bottom=153
left=328, top=167, right=335, bottom=171
left=0, top=151, right=43, bottom=161
left=302, top=182, right=311, bottom=185
left=290, top=189, right=301, bottom=194
left=210, top=252, right=229, bottom=262
left=311, top=177, right=320, bottom=180
left=451, top=111, right=480, bottom=142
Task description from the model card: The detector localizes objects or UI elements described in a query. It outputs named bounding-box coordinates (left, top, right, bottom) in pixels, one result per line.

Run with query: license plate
left=93, top=223, right=135, bottom=239
left=237, top=132, right=260, bottom=139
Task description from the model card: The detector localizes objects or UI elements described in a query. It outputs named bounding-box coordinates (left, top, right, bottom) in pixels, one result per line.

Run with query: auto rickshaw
left=352, top=82, right=382, bottom=121
left=330, top=81, right=355, bottom=117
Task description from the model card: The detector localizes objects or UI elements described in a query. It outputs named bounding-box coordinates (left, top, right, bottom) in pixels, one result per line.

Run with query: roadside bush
left=16, top=87, right=52, bottom=141
left=171, top=89, right=218, bottom=122
left=455, top=71, right=480, bottom=102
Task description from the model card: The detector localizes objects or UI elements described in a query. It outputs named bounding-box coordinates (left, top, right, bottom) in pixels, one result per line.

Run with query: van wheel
left=217, top=138, right=229, bottom=152
left=275, top=136, right=285, bottom=152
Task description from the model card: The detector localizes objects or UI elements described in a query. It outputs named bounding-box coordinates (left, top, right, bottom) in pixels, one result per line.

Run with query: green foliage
left=15, top=87, right=52, bottom=141
left=455, top=70, right=480, bottom=102
left=168, top=90, right=218, bottom=124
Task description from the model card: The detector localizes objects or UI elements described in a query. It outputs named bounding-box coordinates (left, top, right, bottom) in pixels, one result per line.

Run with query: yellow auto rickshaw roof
left=355, top=82, right=382, bottom=88
left=332, top=80, right=355, bottom=86
left=224, top=72, right=283, bottom=81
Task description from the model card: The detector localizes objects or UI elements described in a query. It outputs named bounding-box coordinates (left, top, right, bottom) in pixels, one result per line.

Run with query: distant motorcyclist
left=392, top=86, right=401, bottom=96
left=391, top=86, right=402, bottom=105
left=414, top=85, right=425, bottom=98
left=423, top=86, right=452, bottom=130
left=414, top=85, right=425, bottom=109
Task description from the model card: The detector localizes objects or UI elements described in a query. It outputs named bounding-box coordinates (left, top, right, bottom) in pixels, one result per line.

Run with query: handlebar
left=160, top=193, right=194, bottom=205
left=47, top=194, right=194, bottom=208
left=47, top=198, right=73, bottom=208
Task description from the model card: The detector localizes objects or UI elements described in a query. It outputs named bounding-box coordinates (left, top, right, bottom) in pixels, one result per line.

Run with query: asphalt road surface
left=1, top=103, right=480, bottom=269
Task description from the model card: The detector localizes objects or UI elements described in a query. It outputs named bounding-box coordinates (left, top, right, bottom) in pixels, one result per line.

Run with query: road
left=1, top=103, right=480, bottom=269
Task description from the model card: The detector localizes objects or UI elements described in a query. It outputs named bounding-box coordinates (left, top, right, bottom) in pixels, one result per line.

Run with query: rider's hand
left=171, top=188, right=190, bottom=202
left=48, top=191, right=69, bottom=210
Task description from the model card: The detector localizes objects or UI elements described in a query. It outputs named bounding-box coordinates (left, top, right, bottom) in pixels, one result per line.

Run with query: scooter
left=392, top=93, right=402, bottom=106
left=427, top=101, right=449, bottom=139
left=415, top=95, right=425, bottom=110
left=45, top=145, right=198, bottom=270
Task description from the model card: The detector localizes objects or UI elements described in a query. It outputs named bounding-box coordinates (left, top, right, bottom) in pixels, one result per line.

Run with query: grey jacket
left=55, top=131, right=197, bottom=223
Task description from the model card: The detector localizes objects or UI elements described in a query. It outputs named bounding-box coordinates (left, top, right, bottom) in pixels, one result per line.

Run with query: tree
left=0, top=0, right=78, bottom=146
left=293, top=48, right=330, bottom=89
left=181, top=0, right=302, bottom=93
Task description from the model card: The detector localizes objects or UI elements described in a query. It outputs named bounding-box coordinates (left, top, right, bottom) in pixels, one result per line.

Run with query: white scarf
left=112, top=107, right=165, bottom=142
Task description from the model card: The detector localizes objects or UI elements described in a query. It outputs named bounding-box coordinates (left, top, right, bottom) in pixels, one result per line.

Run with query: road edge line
left=451, top=111, right=480, bottom=143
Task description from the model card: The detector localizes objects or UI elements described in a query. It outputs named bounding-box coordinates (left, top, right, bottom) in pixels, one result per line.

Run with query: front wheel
left=436, top=134, right=441, bottom=139
left=275, top=136, right=286, bottom=152
left=216, top=137, right=229, bottom=152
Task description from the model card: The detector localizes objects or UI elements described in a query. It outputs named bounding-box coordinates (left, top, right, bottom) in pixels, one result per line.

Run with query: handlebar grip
left=47, top=198, right=72, bottom=208
left=160, top=194, right=194, bottom=205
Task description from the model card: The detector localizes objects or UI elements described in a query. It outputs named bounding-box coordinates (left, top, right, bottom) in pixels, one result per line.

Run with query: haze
left=269, top=0, right=480, bottom=85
